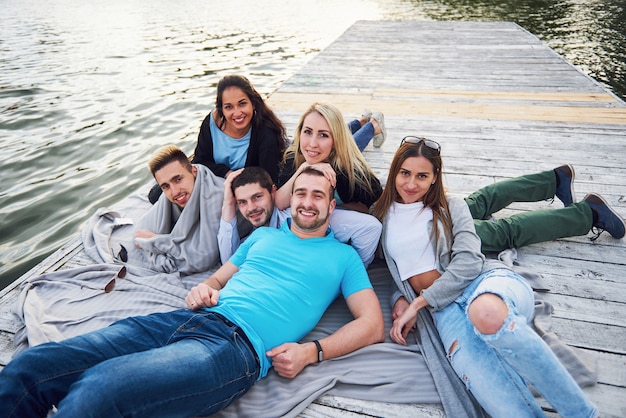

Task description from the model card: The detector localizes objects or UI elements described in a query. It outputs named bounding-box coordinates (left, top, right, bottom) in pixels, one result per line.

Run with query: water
left=1, top=0, right=624, bottom=290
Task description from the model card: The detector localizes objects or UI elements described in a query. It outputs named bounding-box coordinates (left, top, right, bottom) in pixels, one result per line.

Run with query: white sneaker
left=371, top=112, right=386, bottom=148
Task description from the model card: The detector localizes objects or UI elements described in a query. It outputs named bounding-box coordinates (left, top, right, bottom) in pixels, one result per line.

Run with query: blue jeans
left=348, top=119, right=375, bottom=152
left=433, top=269, right=597, bottom=418
left=0, top=310, right=259, bottom=418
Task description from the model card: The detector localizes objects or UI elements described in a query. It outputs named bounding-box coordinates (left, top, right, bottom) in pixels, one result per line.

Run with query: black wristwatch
left=313, top=339, right=323, bottom=362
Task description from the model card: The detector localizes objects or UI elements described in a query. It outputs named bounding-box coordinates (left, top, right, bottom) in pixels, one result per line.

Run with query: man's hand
left=266, top=342, right=316, bottom=379
left=134, top=229, right=156, bottom=248
left=221, top=168, right=245, bottom=222
left=185, top=282, right=219, bottom=310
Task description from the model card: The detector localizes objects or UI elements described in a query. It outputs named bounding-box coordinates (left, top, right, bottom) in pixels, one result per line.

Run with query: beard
left=245, top=208, right=271, bottom=228
left=292, top=205, right=329, bottom=232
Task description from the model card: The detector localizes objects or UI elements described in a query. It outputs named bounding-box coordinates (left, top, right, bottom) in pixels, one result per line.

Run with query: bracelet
left=313, top=339, right=324, bottom=362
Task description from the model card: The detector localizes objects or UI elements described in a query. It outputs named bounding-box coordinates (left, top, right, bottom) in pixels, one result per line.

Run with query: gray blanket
left=14, top=264, right=207, bottom=353
left=82, top=164, right=224, bottom=275
left=13, top=261, right=442, bottom=415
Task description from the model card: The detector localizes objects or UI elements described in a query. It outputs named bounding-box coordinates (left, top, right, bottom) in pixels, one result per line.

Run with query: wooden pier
left=1, top=21, right=625, bottom=417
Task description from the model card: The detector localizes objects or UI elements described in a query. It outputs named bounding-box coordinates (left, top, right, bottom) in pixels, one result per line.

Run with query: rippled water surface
left=1, top=0, right=624, bottom=289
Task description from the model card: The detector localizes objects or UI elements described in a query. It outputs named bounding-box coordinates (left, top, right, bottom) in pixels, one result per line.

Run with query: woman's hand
left=390, top=307, right=417, bottom=346
left=301, top=162, right=336, bottom=188
left=390, top=295, right=428, bottom=345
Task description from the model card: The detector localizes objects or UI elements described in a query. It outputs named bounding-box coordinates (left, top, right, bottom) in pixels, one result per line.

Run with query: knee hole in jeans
left=468, top=293, right=508, bottom=335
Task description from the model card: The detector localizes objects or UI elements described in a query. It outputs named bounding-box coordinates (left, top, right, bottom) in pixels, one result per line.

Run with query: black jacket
left=278, top=155, right=382, bottom=208
left=192, top=112, right=283, bottom=183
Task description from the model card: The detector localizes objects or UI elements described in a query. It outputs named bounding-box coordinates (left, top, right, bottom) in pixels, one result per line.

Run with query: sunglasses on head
left=400, top=136, right=441, bottom=153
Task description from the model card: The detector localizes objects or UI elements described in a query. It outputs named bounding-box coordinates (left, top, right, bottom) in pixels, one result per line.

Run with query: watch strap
left=313, top=339, right=323, bottom=362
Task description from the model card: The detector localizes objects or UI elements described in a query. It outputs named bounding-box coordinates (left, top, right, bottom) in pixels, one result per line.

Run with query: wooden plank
left=375, top=88, right=622, bottom=104
left=268, top=92, right=626, bottom=124
left=305, top=395, right=445, bottom=418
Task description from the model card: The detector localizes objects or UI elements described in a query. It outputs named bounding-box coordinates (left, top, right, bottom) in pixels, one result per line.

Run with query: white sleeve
left=217, top=217, right=240, bottom=265
left=330, top=209, right=382, bottom=267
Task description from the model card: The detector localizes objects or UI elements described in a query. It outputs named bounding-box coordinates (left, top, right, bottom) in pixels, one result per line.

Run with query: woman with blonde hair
left=372, top=137, right=597, bottom=417
left=276, top=102, right=381, bottom=213
left=276, top=102, right=383, bottom=265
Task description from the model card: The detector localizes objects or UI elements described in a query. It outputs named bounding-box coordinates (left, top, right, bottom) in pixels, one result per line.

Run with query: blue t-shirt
left=208, top=220, right=371, bottom=379
left=209, top=112, right=250, bottom=170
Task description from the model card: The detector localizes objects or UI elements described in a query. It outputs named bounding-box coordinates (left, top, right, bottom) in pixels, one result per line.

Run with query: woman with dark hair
left=192, top=74, right=288, bottom=182
left=372, top=137, right=597, bottom=418
left=149, top=75, right=287, bottom=203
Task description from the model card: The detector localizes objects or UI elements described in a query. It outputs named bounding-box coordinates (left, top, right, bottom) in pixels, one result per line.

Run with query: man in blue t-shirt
left=0, top=167, right=385, bottom=418
left=217, top=166, right=382, bottom=266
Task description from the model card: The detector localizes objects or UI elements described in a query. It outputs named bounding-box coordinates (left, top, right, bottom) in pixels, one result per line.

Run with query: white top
left=386, top=201, right=436, bottom=281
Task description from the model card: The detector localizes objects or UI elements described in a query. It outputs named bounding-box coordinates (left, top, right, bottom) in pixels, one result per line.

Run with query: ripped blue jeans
left=433, top=268, right=597, bottom=418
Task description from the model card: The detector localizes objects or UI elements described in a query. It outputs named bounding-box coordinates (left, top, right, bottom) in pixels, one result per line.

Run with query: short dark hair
left=148, top=145, right=192, bottom=177
left=231, top=166, right=273, bottom=195
left=293, top=167, right=336, bottom=197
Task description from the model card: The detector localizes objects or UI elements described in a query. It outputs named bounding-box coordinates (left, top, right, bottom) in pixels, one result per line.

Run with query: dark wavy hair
left=215, top=75, right=288, bottom=154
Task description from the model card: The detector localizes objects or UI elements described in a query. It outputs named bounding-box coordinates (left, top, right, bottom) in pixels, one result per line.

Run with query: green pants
left=465, top=169, right=592, bottom=253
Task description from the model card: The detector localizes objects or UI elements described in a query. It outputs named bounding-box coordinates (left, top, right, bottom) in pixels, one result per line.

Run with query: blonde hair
left=148, top=145, right=192, bottom=177
left=284, top=102, right=377, bottom=199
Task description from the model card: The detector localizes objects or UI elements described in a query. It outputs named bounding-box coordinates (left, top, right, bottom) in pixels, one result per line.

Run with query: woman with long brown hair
left=373, top=137, right=597, bottom=418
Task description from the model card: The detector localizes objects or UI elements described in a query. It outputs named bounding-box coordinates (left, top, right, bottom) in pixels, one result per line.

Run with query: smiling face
left=220, top=86, right=254, bottom=137
left=290, top=171, right=335, bottom=237
left=298, top=111, right=334, bottom=164
left=154, top=160, right=197, bottom=208
left=395, top=156, right=437, bottom=204
left=234, top=182, right=276, bottom=228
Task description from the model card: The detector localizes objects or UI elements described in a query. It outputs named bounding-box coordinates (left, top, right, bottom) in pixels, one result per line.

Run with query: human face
left=299, top=112, right=334, bottom=164
left=154, top=160, right=197, bottom=209
left=234, top=183, right=275, bottom=228
left=221, top=86, right=254, bottom=136
left=395, top=156, right=437, bottom=204
left=290, top=173, right=335, bottom=236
